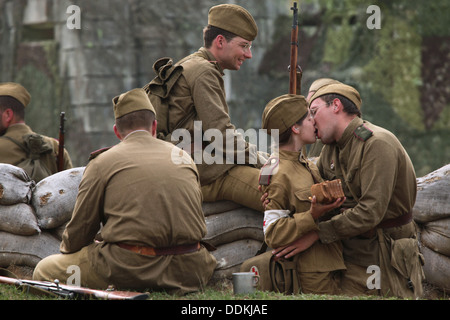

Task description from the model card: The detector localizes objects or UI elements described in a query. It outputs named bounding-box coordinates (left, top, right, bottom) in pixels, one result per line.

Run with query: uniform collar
left=278, top=149, right=304, bottom=162
left=5, top=123, right=31, bottom=134
left=196, top=47, right=224, bottom=75
left=123, top=130, right=152, bottom=141
left=337, top=117, right=363, bottom=149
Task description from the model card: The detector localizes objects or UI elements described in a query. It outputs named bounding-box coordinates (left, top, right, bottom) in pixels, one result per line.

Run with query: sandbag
left=31, top=167, right=85, bottom=229
left=421, top=245, right=450, bottom=291
left=202, top=200, right=242, bottom=217
left=0, top=164, right=34, bottom=205
left=413, top=164, right=450, bottom=224
left=420, top=218, right=450, bottom=257
left=0, top=203, right=40, bottom=236
left=212, top=239, right=262, bottom=279
left=0, top=231, right=61, bottom=268
left=204, top=207, right=263, bottom=246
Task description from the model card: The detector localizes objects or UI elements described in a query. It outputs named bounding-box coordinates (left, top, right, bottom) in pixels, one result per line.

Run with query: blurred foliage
left=293, top=0, right=450, bottom=176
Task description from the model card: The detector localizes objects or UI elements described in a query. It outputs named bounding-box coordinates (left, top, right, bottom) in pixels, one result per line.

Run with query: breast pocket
left=294, top=187, right=312, bottom=208
left=322, top=168, right=337, bottom=181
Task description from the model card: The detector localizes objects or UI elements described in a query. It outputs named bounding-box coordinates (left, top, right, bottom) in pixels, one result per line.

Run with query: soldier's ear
left=151, top=120, right=157, bottom=137
left=113, top=124, right=123, bottom=141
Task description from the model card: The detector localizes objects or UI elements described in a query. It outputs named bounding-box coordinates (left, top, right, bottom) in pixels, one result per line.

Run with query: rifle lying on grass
left=0, top=273, right=149, bottom=300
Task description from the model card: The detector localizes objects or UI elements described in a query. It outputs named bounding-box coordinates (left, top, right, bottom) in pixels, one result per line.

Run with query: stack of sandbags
left=0, top=164, right=85, bottom=268
left=2, top=162, right=267, bottom=280
left=413, top=164, right=450, bottom=291
left=0, top=164, right=57, bottom=268
left=202, top=200, right=264, bottom=280
left=31, top=167, right=85, bottom=239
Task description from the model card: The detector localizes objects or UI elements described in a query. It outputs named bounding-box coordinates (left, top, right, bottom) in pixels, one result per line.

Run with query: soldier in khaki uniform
left=145, top=4, right=266, bottom=212
left=249, top=94, right=346, bottom=294
left=277, top=83, right=424, bottom=298
left=33, top=89, right=216, bottom=295
left=0, top=82, right=72, bottom=181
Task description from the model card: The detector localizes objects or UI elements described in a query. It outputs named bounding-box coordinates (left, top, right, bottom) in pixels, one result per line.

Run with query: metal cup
left=232, top=272, right=259, bottom=294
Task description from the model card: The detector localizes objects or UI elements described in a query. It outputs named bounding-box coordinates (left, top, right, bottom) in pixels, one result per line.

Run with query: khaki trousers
left=33, top=245, right=110, bottom=289
left=201, top=165, right=263, bottom=212
left=341, top=261, right=379, bottom=296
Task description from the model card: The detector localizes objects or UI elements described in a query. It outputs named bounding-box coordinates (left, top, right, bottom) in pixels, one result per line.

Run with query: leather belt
left=117, top=242, right=200, bottom=256
left=360, top=210, right=413, bottom=238
left=378, top=210, right=413, bottom=229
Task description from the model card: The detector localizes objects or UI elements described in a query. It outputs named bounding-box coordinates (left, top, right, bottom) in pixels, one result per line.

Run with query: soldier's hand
left=258, top=187, right=270, bottom=210
left=310, top=196, right=346, bottom=220
left=272, top=231, right=319, bottom=260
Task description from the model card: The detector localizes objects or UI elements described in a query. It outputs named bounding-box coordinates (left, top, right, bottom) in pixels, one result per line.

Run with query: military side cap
left=208, top=4, right=258, bottom=41
left=310, top=83, right=362, bottom=109
left=308, top=78, right=341, bottom=95
left=0, top=82, right=31, bottom=107
left=113, top=88, right=156, bottom=119
left=262, top=94, right=308, bottom=135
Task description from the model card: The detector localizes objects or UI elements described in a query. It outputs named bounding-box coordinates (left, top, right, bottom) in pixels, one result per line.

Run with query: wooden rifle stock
left=57, top=112, right=65, bottom=171
left=0, top=274, right=149, bottom=300
left=289, top=2, right=302, bottom=95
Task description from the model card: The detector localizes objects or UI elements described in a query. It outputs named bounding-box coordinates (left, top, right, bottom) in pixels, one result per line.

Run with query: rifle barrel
left=289, top=2, right=299, bottom=94
left=57, top=112, right=65, bottom=171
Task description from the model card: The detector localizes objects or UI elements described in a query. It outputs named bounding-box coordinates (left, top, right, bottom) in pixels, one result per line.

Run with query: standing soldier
left=0, top=82, right=72, bottom=181
left=33, top=88, right=216, bottom=295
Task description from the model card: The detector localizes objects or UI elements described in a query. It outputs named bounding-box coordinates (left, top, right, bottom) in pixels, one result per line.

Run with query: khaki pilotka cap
left=0, top=82, right=31, bottom=107
left=208, top=4, right=258, bottom=41
left=113, top=88, right=156, bottom=119
left=308, top=78, right=341, bottom=95
left=309, top=83, right=362, bottom=109
left=262, top=94, right=309, bottom=135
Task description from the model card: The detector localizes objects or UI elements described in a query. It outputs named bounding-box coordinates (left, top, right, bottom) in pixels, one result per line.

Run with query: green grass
left=0, top=280, right=412, bottom=301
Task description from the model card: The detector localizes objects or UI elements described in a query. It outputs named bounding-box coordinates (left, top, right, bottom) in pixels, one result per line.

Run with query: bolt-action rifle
left=289, top=2, right=302, bottom=95
left=0, top=273, right=149, bottom=300
left=57, top=111, right=65, bottom=171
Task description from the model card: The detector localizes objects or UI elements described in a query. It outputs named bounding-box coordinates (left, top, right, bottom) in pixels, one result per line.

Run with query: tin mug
left=232, top=272, right=259, bottom=294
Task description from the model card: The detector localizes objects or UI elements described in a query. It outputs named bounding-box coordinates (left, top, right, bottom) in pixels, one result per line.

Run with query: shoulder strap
left=259, top=156, right=280, bottom=186
left=88, top=146, right=112, bottom=161
left=353, top=123, right=373, bottom=142
left=0, top=135, right=29, bottom=153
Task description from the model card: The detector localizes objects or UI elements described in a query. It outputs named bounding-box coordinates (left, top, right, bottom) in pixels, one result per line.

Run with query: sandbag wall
left=0, top=163, right=264, bottom=279
left=413, top=164, right=450, bottom=291
left=0, top=164, right=85, bottom=268
left=202, top=201, right=264, bottom=280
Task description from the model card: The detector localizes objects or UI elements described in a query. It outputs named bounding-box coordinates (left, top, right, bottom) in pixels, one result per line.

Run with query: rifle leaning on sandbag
left=57, top=111, right=65, bottom=172
left=0, top=274, right=149, bottom=300
left=288, top=2, right=302, bottom=95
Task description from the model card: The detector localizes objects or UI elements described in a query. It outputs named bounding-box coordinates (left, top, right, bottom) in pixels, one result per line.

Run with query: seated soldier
left=0, top=82, right=72, bottom=181
left=242, top=94, right=346, bottom=294
left=33, top=88, right=216, bottom=295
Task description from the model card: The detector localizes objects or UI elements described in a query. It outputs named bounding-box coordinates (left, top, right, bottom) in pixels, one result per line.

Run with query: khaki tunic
left=61, top=131, right=216, bottom=293
left=262, top=150, right=346, bottom=274
left=0, top=123, right=72, bottom=173
left=152, top=47, right=261, bottom=186
left=317, top=118, right=417, bottom=266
